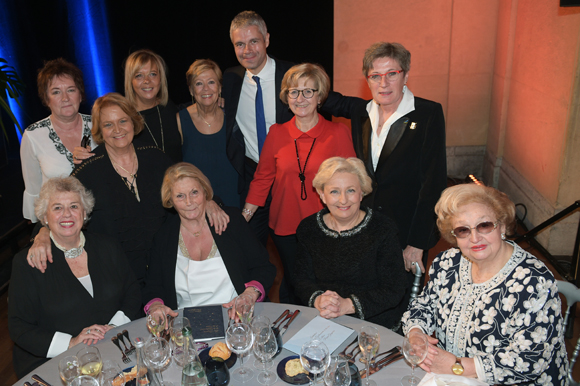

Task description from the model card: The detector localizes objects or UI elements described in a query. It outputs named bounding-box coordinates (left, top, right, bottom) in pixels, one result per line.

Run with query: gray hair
left=313, top=157, right=373, bottom=196
left=35, top=177, right=95, bottom=226
left=362, top=42, right=411, bottom=77
left=230, top=10, right=268, bottom=41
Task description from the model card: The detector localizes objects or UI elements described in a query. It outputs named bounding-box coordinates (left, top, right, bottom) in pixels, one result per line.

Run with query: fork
left=360, top=352, right=404, bottom=377
left=338, top=336, right=358, bottom=357
left=112, top=337, right=131, bottom=364
left=122, top=329, right=136, bottom=355
left=117, top=333, right=131, bottom=355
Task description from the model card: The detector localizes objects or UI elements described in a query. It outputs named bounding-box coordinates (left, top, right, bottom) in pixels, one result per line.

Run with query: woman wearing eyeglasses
left=242, top=63, right=355, bottom=303
left=323, top=42, right=447, bottom=312
left=402, top=183, right=568, bottom=385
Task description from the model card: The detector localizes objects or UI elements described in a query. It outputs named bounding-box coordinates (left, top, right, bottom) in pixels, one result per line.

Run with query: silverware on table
left=279, top=309, right=300, bottom=337
left=271, top=309, right=289, bottom=327
left=359, top=351, right=404, bottom=378
left=338, top=335, right=358, bottom=357
left=31, top=374, right=52, bottom=386
left=122, top=329, right=136, bottom=355
left=111, top=336, right=131, bottom=364
left=117, top=332, right=131, bottom=355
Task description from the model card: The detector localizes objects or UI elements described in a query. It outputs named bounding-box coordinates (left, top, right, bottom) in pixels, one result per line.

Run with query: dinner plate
left=198, top=346, right=237, bottom=369
left=276, top=355, right=312, bottom=385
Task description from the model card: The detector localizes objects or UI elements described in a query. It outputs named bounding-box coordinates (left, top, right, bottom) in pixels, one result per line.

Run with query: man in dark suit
left=323, top=42, right=447, bottom=316
left=222, top=10, right=294, bottom=247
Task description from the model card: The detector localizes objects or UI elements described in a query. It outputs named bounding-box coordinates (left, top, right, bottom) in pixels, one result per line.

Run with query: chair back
left=557, top=280, right=580, bottom=386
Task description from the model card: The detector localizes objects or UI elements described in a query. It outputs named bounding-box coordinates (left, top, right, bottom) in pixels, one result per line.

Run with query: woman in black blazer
left=142, top=163, right=275, bottom=317
left=322, top=42, right=447, bottom=315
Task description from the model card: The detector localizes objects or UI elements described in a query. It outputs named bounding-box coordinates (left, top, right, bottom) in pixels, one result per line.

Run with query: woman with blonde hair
left=402, top=183, right=568, bottom=384
left=124, top=49, right=182, bottom=161
left=293, top=157, right=406, bottom=329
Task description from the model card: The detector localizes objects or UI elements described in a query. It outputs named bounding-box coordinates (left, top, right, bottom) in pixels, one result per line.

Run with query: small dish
left=276, top=355, right=312, bottom=385
left=198, top=346, right=237, bottom=369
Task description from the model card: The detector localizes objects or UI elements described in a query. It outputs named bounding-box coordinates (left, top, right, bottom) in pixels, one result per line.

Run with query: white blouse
left=20, top=114, right=94, bottom=222
left=175, top=242, right=238, bottom=308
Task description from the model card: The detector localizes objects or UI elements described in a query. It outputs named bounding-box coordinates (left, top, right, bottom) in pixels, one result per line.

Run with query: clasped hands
left=313, top=290, right=354, bottom=319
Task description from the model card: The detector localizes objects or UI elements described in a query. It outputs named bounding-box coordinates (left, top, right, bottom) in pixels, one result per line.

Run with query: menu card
left=183, top=305, right=225, bottom=341
left=283, top=316, right=354, bottom=354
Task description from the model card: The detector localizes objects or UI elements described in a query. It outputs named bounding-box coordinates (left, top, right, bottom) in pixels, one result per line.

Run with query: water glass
left=324, top=356, right=351, bottom=386
left=226, top=323, right=255, bottom=382
left=59, top=355, right=80, bottom=385
left=69, top=376, right=99, bottom=386
left=300, top=339, right=330, bottom=385
left=101, top=360, right=125, bottom=386
left=253, top=326, right=278, bottom=385
left=144, top=337, right=171, bottom=386
left=205, top=357, right=230, bottom=386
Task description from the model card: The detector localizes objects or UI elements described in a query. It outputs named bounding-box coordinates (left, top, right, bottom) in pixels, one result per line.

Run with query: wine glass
left=324, top=356, right=351, bottom=386
left=251, top=315, right=273, bottom=370
left=59, top=355, right=80, bottom=385
left=147, top=309, right=167, bottom=338
left=144, top=337, right=171, bottom=386
left=401, top=334, right=428, bottom=386
left=235, top=294, right=255, bottom=324
left=300, top=339, right=330, bottom=385
left=77, top=346, right=102, bottom=379
left=226, top=322, right=255, bottom=383
left=170, top=316, right=191, bottom=366
left=358, top=326, right=380, bottom=386
left=253, top=326, right=278, bottom=385
left=69, top=376, right=99, bottom=386
left=101, top=360, right=125, bottom=386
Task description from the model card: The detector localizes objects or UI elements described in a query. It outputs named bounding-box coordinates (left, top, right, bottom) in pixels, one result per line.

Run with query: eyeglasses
left=367, top=70, right=405, bottom=83
left=451, top=221, right=498, bottom=239
left=287, top=88, right=318, bottom=99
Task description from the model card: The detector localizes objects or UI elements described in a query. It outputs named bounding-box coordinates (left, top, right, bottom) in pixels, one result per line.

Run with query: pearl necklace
left=50, top=231, right=86, bottom=259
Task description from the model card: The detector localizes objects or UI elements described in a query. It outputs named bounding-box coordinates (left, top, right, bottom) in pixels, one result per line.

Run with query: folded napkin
left=418, top=373, right=489, bottom=386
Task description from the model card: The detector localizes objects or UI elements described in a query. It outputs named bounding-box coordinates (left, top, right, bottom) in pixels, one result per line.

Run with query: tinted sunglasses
left=451, top=221, right=498, bottom=239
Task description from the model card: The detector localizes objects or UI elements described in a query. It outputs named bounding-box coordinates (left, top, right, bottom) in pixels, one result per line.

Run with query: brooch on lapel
left=410, top=122, right=417, bottom=130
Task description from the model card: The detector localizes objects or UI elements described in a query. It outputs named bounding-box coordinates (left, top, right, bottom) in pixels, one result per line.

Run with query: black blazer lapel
left=360, top=116, right=375, bottom=179
left=378, top=117, right=409, bottom=166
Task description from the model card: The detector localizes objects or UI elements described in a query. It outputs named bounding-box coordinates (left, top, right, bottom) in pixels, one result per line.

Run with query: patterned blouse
left=402, top=242, right=568, bottom=386
left=20, top=114, right=94, bottom=222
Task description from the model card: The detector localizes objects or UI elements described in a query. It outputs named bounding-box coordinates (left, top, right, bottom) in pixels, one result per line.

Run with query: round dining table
left=13, top=302, right=424, bottom=386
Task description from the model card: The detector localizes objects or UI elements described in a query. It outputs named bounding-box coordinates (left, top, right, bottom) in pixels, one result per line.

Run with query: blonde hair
left=435, top=183, right=516, bottom=245
left=280, top=63, right=330, bottom=105
left=185, top=59, right=223, bottom=100
left=124, top=49, right=169, bottom=107
left=161, top=162, right=214, bottom=208
left=91, top=93, right=144, bottom=144
left=35, top=177, right=95, bottom=226
left=313, top=157, right=373, bottom=196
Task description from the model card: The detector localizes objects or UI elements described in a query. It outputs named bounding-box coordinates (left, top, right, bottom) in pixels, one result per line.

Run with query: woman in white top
left=142, top=162, right=275, bottom=319
left=20, top=58, right=95, bottom=222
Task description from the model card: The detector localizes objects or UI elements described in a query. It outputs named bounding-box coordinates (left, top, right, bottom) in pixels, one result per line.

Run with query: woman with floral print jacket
left=402, top=183, right=568, bottom=386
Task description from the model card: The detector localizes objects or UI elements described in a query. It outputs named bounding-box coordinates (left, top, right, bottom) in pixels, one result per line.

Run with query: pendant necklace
left=141, top=105, right=165, bottom=151
left=295, top=138, right=316, bottom=200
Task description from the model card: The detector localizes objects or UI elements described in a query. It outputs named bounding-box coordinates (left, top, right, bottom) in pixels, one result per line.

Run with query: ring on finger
left=86, top=329, right=91, bottom=334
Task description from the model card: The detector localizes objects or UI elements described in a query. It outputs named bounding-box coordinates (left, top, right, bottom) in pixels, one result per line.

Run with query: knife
left=31, top=374, right=52, bottom=386
left=360, top=352, right=404, bottom=377
left=279, top=309, right=300, bottom=337
left=271, top=309, right=289, bottom=328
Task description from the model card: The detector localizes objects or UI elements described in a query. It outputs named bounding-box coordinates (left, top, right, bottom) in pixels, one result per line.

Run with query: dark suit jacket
left=222, top=58, right=295, bottom=189
left=8, top=233, right=141, bottom=378
left=142, top=207, right=276, bottom=309
left=322, top=94, right=447, bottom=250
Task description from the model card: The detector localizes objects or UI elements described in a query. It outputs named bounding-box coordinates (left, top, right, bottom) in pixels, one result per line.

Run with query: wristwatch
left=452, top=357, right=464, bottom=375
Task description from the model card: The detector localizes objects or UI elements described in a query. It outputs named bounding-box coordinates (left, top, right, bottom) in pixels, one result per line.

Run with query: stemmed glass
left=143, top=337, right=171, bottom=386
left=147, top=309, right=167, bottom=338
left=251, top=315, right=273, bottom=370
left=226, top=322, right=255, bottom=383
left=69, top=376, right=99, bottom=386
left=253, top=324, right=278, bottom=385
left=359, top=326, right=380, bottom=386
left=401, top=334, right=428, bottom=386
left=59, top=355, right=80, bottom=385
left=101, top=360, right=125, bottom=386
left=235, top=294, right=255, bottom=324
left=170, top=316, right=191, bottom=366
left=77, top=346, right=102, bottom=379
left=324, top=356, right=351, bottom=386
left=300, top=339, right=330, bottom=385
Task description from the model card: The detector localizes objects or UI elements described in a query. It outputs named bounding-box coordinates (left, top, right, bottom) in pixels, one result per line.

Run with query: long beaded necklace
left=141, top=105, right=165, bottom=151
left=295, top=138, right=316, bottom=200
left=110, top=149, right=140, bottom=201
left=50, top=231, right=86, bottom=259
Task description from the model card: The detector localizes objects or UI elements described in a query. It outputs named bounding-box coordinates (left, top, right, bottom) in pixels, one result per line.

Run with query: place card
left=283, top=316, right=354, bottom=354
